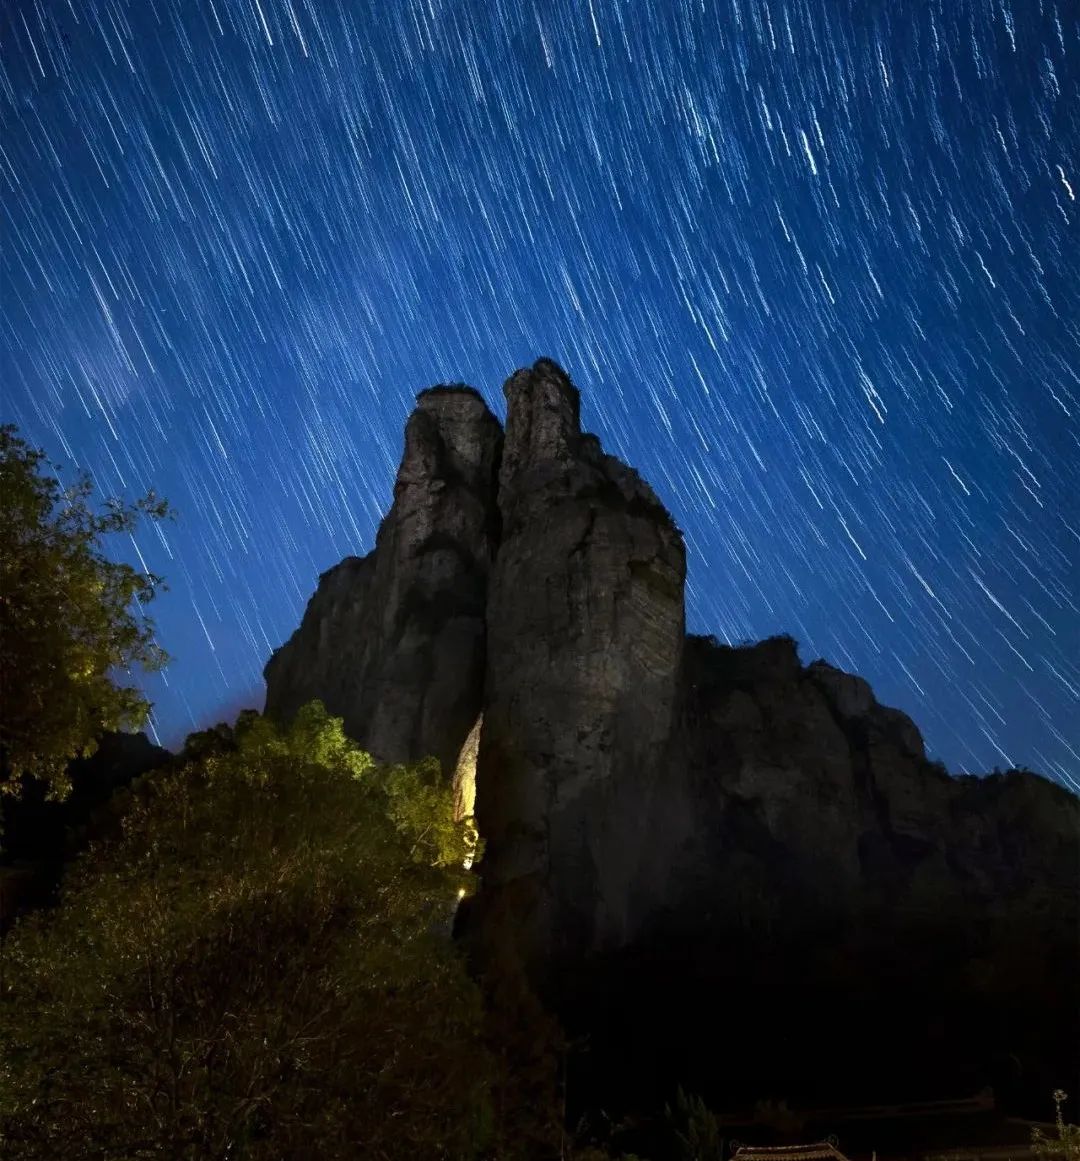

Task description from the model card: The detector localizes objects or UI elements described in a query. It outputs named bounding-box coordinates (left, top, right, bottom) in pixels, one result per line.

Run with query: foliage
left=1032, top=1091, right=1080, bottom=1160
left=666, top=1087, right=723, bottom=1161
left=0, top=424, right=169, bottom=799
left=0, top=702, right=491, bottom=1160
left=752, top=1098, right=804, bottom=1135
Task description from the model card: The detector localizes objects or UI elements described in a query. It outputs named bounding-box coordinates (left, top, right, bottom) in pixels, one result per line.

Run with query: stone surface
left=563, top=631, right=1079, bottom=1111
left=263, top=358, right=1078, bottom=1112
left=264, top=385, right=502, bottom=779
left=474, top=359, right=686, bottom=966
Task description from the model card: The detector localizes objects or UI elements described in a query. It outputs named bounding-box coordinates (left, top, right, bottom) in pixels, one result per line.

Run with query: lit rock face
left=264, top=386, right=501, bottom=779
left=474, top=359, right=686, bottom=965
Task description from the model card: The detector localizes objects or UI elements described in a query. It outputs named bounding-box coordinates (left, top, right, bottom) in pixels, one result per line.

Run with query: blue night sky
left=2, top=0, right=1078, bottom=787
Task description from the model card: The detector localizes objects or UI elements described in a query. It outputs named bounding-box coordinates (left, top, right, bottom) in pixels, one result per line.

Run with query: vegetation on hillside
left=1032, top=1091, right=1080, bottom=1160
left=1, top=702, right=497, bottom=1159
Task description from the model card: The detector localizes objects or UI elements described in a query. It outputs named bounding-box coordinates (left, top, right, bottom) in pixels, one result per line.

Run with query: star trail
left=2, top=0, right=1078, bottom=786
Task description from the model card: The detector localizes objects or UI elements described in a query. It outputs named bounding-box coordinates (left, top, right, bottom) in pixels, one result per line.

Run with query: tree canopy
left=1, top=701, right=494, bottom=1160
left=0, top=424, right=169, bottom=799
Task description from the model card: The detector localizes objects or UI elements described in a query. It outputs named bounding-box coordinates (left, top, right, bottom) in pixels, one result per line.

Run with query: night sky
left=2, top=1, right=1078, bottom=787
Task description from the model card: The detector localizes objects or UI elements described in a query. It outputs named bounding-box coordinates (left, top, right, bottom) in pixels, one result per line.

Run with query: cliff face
left=586, top=631, right=1079, bottom=1108
left=264, top=387, right=501, bottom=778
left=264, top=360, right=1078, bottom=1109
left=476, top=360, right=686, bottom=965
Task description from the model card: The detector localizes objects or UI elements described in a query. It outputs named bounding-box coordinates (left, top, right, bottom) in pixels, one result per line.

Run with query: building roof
left=731, top=1144, right=852, bottom=1161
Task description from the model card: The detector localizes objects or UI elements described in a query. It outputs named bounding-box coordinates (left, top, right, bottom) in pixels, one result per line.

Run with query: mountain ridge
left=265, top=358, right=1078, bottom=1111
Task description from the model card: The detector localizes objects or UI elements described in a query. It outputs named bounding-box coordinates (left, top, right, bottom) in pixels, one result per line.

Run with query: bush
left=1, top=702, right=493, bottom=1159
left=1032, top=1091, right=1080, bottom=1160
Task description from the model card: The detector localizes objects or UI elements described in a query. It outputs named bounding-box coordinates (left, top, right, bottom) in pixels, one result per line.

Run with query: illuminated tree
left=1032, top=1091, right=1080, bottom=1160
left=0, top=424, right=169, bottom=799
left=1, top=702, right=491, bottom=1160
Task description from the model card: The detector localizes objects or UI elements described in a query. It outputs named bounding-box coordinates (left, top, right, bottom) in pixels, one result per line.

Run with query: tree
left=0, top=424, right=169, bottom=799
left=1032, top=1091, right=1080, bottom=1160
left=0, top=702, right=494, bottom=1159
left=666, top=1088, right=723, bottom=1161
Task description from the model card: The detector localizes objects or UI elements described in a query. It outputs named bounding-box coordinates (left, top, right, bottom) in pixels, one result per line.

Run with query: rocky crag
left=265, top=385, right=501, bottom=780
left=265, top=359, right=1078, bottom=1113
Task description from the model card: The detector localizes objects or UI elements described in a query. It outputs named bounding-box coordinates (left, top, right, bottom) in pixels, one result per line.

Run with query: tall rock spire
left=264, top=385, right=501, bottom=778
left=473, top=359, right=687, bottom=967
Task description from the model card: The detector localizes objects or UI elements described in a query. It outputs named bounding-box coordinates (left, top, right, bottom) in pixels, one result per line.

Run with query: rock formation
left=264, top=386, right=501, bottom=779
left=264, top=359, right=1079, bottom=1113
left=476, top=360, right=686, bottom=966
left=574, top=631, right=1079, bottom=1110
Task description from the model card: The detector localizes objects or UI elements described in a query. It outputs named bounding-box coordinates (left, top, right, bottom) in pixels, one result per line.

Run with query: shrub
left=1, top=702, right=492, bottom=1160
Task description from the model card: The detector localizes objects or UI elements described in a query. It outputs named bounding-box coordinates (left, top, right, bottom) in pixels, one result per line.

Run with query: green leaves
left=0, top=424, right=171, bottom=799
left=1032, top=1091, right=1080, bottom=1160
left=383, top=756, right=481, bottom=871
left=0, top=703, right=492, bottom=1160
left=666, top=1087, right=724, bottom=1161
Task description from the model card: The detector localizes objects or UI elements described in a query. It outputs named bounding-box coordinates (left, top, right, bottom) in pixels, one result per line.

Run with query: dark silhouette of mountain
left=265, top=359, right=1078, bottom=1117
